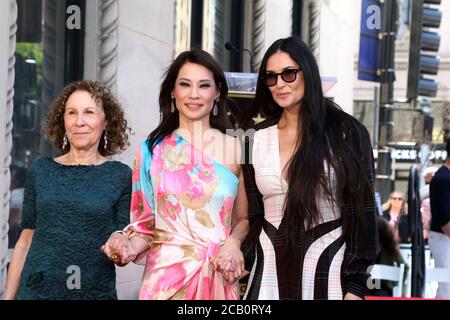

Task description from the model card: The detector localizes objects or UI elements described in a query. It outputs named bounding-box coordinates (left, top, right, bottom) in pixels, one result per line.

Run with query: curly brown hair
left=45, top=80, right=131, bottom=156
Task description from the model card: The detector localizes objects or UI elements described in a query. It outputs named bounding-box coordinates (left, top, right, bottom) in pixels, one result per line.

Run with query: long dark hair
left=147, top=49, right=232, bottom=152
left=244, top=36, right=375, bottom=244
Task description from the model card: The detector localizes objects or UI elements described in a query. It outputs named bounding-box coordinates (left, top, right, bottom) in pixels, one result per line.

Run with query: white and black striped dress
left=241, top=118, right=378, bottom=300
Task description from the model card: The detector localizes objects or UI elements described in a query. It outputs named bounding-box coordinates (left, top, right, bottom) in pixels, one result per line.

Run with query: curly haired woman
left=4, top=80, right=132, bottom=299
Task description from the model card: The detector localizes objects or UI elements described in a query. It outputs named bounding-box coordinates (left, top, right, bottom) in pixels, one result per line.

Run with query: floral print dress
left=125, top=134, right=239, bottom=300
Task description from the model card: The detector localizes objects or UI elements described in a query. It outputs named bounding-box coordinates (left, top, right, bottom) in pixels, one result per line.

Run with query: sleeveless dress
left=125, top=134, right=240, bottom=300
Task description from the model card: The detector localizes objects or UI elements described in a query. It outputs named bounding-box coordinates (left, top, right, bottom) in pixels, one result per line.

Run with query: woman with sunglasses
left=382, top=191, right=409, bottom=244
left=240, top=36, right=378, bottom=300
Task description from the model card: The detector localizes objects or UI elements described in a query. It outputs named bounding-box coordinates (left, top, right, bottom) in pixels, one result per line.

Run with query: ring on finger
left=110, top=252, right=121, bottom=263
left=227, top=262, right=237, bottom=272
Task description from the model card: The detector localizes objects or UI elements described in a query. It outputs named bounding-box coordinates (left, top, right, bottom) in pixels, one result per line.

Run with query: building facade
left=353, top=0, right=450, bottom=195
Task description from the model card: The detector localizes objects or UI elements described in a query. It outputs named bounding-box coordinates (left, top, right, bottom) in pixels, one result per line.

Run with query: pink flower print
left=151, top=136, right=196, bottom=195
left=198, top=242, right=220, bottom=262
left=156, top=187, right=166, bottom=199
left=185, top=272, right=200, bottom=299
left=147, top=242, right=162, bottom=271
left=187, top=181, right=205, bottom=199
left=198, top=162, right=216, bottom=183
left=162, top=170, right=192, bottom=195
left=162, top=201, right=181, bottom=221
left=132, top=147, right=142, bottom=181
left=130, top=190, right=147, bottom=220
left=200, top=276, right=212, bottom=300
left=219, top=197, right=234, bottom=235
left=152, top=262, right=187, bottom=293
left=150, top=137, right=174, bottom=175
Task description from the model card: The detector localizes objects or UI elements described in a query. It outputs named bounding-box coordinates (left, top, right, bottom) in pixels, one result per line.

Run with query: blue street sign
left=358, top=0, right=383, bottom=82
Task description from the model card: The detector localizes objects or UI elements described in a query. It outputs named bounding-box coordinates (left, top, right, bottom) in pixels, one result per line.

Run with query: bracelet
left=128, top=233, right=152, bottom=249
left=112, top=230, right=127, bottom=238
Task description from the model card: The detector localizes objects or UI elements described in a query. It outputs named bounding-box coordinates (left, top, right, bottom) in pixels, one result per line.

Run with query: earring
left=170, top=98, right=176, bottom=113
left=212, top=100, right=219, bottom=116
left=103, top=131, right=108, bottom=150
left=62, top=133, right=68, bottom=149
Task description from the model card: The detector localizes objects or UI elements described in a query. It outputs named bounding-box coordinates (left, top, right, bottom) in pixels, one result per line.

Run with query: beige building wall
left=263, top=0, right=293, bottom=50
left=0, top=0, right=16, bottom=298
left=175, top=0, right=191, bottom=56
left=202, top=0, right=214, bottom=55
left=114, top=0, right=176, bottom=164
left=318, top=0, right=359, bottom=114
left=113, top=0, right=176, bottom=299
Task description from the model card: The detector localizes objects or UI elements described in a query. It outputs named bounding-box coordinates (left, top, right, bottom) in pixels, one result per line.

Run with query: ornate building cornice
left=99, top=0, right=118, bottom=92
left=308, top=0, right=321, bottom=62
left=252, top=0, right=265, bottom=71
left=1, top=0, right=17, bottom=296
left=214, top=0, right=225, bottom=66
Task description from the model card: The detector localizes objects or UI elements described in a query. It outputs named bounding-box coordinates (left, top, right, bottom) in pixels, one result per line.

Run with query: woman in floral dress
left=102, top=49, right=249, bottom=300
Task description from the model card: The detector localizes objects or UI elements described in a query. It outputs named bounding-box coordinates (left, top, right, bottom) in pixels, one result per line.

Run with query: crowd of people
left=3, top=36, right=449, bottom=300
left=372, top=163, right=449, bottom=299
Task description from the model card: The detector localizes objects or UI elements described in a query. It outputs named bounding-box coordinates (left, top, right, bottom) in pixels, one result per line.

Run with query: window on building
left=190, top=0, right=204, bottom=49
left=8, top=0, right=85, bottom=251
left=211, top=0, right=246, bottom=72
left=354, top=100, right=447, bottom=145
left=292, top=0, right=303, bottom=37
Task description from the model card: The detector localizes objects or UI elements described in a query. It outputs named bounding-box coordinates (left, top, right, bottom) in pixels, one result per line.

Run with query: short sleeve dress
left=16, top=157, right=131, bottom=300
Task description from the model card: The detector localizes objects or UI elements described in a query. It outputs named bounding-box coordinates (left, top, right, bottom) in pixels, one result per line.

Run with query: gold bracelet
left=112, top=230, right=127, bottom=238
left=128, top=232, right=152, bottom=249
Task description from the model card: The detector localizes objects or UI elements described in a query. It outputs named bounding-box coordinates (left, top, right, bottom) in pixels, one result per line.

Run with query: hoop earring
left=212, top=100, right=219, bottom=116
left=170, top=98, right=176, bottom=113
left=103, top=131, right=108, bottom=150
left=62, top=133, right=68, bottom=150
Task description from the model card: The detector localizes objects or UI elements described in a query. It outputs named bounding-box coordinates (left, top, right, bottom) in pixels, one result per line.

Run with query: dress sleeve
left=341, top=122, right=379, bottom=298
left=114, top=166, right=132, bottom=230
left=20, top=162, right=37, bottom=230
left=124, top=143, right=156, bottom=265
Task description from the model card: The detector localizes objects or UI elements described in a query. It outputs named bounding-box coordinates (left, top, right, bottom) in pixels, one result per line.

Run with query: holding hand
left=211, top=235, right=247, bottom=283
left=101, top=232, right=137, bottom=266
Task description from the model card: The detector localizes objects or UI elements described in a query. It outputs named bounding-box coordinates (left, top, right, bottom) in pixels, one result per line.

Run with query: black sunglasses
left=262, top=68, right=303, bottom=87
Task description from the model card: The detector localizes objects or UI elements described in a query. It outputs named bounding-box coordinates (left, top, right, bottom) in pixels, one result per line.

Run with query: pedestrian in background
left=382, top=191, right=409, bottom=244
left=429, top=139, right=450, bottom=299
left=420, top=166, right=438, bottom=242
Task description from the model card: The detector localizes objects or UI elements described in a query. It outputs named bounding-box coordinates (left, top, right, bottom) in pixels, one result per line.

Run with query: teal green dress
left=16, top=158, right=131, bottom=300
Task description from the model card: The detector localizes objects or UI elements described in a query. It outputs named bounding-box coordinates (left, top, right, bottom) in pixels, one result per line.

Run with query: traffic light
left=407, top=0, right=442, bottom=99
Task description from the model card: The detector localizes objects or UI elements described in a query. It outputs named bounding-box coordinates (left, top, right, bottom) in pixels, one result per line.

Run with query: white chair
left=370, top=264, right=405, bottom=297
left=425, top=267, right=450, bottom=298
left=425, top=267, right=450, bottom=283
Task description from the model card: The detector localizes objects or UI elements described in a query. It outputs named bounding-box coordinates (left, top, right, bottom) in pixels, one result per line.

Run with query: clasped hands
left=101, top=232, right=137, bottom=266
left=210, top=236, right=248, bottom=284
